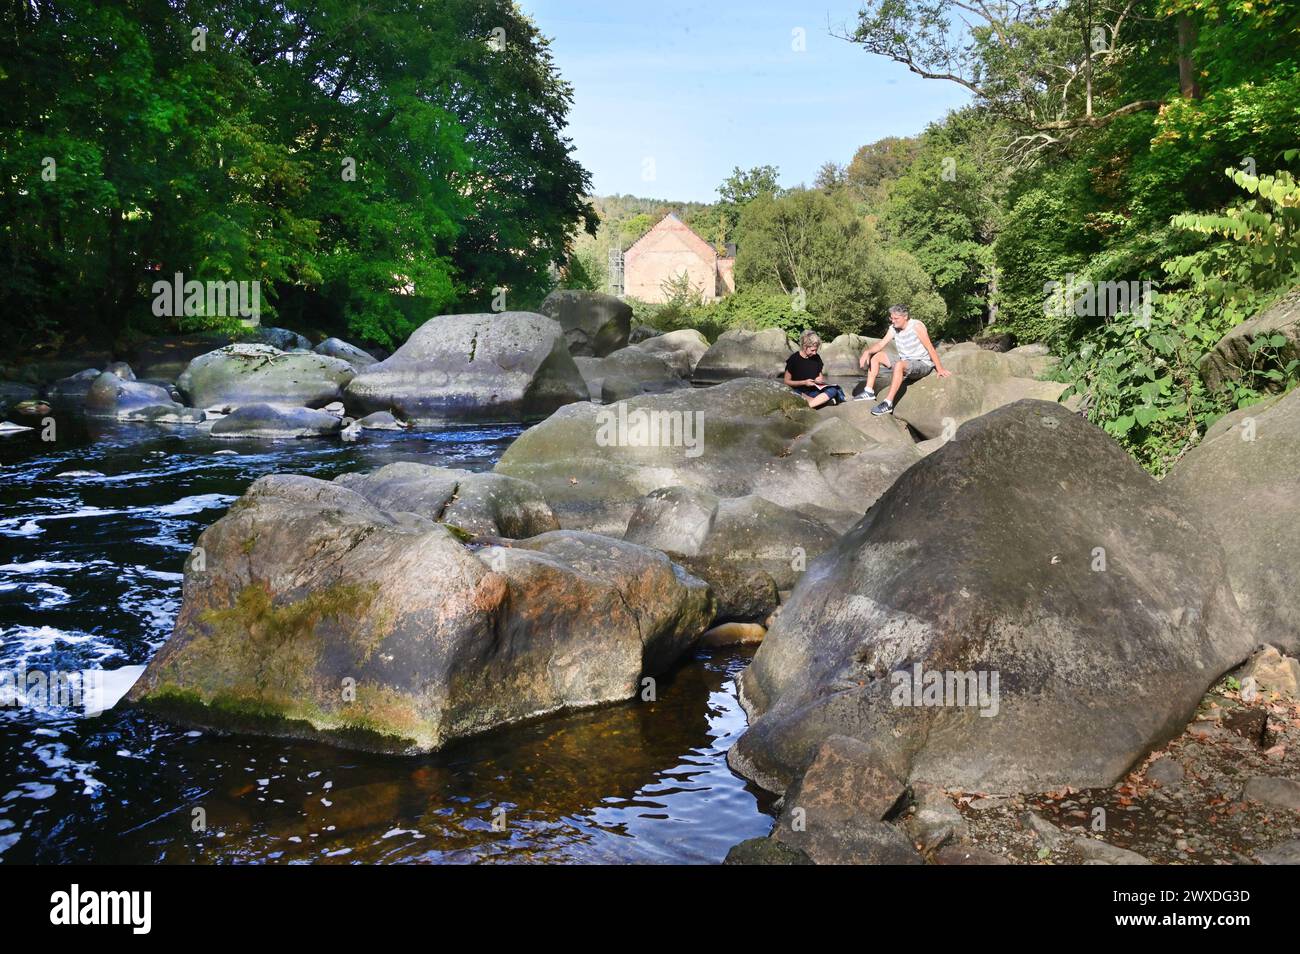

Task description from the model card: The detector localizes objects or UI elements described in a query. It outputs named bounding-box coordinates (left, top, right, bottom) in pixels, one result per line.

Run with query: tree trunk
left=1177, top=14, right=1201, bottom=99
left=986, top=262, right=999, bottom=327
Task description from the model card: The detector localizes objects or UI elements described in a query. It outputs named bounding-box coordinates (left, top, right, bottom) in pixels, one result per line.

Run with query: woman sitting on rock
left=784, top=331, right=845, bottom=408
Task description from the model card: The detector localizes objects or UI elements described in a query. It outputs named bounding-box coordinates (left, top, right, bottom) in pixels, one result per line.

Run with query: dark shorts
left=794, top=385, right=846, bottom=404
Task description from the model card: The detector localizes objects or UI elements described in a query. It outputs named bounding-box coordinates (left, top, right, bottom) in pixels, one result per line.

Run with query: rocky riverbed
left=5, top=289, right=1299, bottom=865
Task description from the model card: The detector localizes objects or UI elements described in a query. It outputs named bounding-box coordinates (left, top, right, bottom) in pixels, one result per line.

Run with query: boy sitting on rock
left=784, top=331, right=845, bottom=408
left=856, top=304, right=951, bottom=415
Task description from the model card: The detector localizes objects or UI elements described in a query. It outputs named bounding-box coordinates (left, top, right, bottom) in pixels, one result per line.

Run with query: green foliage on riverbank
left=837, top=0, right=1300, bottom=470
left=1, top=0, right=594, bottom=351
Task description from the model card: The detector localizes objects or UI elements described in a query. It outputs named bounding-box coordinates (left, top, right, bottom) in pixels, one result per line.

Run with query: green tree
left=735, top=188, right=946, bottom=335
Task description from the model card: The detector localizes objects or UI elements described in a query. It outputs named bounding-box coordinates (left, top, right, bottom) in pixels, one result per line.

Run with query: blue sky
left=517, top=0, right=972, bottom=203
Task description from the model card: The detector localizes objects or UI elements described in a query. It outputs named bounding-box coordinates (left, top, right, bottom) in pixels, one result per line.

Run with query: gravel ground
left=917, top=678, right=1300, bottom=865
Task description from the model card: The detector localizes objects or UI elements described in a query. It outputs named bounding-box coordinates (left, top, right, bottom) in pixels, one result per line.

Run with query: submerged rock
left=127, top=476, right=713, bottom=753
left=729, top=400, right=1253, bottom=795
left=45, top=368, right=101, bottom=407
left=343, top=311, right=588, bottom=424
left=84, top=371, right=193, bottom=422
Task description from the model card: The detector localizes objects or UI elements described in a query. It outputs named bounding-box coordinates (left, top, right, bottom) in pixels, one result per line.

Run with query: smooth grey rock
left=538, top=289, right=632, bottom=357
left=333, top=462, right=558, bottom=539
left=343, top=311, right=587, bottom=424
left=692, top=328, right=793, bottom=384
left=209, top=403, right=343, bottom=439
left=314, top=337, right=378, bottom=368
left=1166, top=386, right=1300, bottom=653
left=1243, top=776, right=1300, bottom=812
left=729, top=400, right=1253, bottom=795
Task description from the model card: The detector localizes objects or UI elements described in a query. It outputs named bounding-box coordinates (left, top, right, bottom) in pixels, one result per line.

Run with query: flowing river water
left=0, top=415, right=775, bottom=863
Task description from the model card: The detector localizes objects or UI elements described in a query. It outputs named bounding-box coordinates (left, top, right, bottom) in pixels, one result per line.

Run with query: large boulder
left=820, top=334, right=879, bottom=377
left=333, top=462, right=559, bottom=538
left=343, top=311, right=587, bottom=424
left=629, top=328, right=709, bottom=378
left=1164, top=386, right=1300, bottom=653
left=574, top=349, right=687, bottom=404
left=209, top=403, right=343, bottom=439
left=494, top=378, right=921, bottom=537
left=127, top=476, right=713, bottom=753
left=84, top=371, right=187, bottom=421
left=177, top=344, right=354, bottom=410
left=692, top=328, right=793, bottom=384
left=891, top=348, right=1069, bottom=440
left=313, top=337, right=378, bottom=368
left=623, top=486, right=839, bottom=590
left=1200, top=287, right=1300, bottom=394
left=538, top=289, right=632, bottom=357
left=729, top=400, right=1253, bottom=795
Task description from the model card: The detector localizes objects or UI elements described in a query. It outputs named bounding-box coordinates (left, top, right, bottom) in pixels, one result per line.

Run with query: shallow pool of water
left=0, top=415, right=774, bottom=863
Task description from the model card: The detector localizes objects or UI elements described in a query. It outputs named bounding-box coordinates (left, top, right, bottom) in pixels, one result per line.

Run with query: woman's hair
left=799, top=330, right=821, bottom=349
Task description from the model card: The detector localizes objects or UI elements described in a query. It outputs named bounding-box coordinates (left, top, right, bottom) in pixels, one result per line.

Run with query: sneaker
left=855, top=387, right=876, bottom=402
left=870, top=400, right=894, bottom=416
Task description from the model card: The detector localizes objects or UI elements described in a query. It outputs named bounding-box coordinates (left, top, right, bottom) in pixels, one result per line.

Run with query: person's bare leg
left=805, top=392, right=831, bottom=409
left=885, top=359, right=908, bottom=404
left=866, top=352, right=889, bottom=393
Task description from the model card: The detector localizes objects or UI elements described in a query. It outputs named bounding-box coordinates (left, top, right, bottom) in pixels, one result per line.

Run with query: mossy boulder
left=178, top=344, right=355, bottom=410
left=128, top=475, right=713, bottom=753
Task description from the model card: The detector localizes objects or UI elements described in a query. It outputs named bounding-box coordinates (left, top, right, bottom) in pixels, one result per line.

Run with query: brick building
left=621, top=213, right=736, bottom=304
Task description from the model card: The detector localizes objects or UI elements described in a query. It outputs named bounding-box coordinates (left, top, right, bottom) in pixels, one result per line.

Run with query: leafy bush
left=1060, top=158, right=1300, bottom=474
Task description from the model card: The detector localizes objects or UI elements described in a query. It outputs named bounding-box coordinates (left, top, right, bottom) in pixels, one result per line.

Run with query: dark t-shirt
left=785, top=350, right=823, bottom=385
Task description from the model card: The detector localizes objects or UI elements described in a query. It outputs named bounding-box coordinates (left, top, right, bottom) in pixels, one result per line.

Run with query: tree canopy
left=0, top=0, right=595, bottom=350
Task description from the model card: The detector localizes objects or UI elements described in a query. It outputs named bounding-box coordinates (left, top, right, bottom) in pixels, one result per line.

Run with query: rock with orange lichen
left=128, top=474, right=714, bottom=754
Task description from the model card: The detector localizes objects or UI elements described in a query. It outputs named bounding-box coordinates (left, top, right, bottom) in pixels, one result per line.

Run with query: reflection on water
left=0, top=414, right=773, bottom=863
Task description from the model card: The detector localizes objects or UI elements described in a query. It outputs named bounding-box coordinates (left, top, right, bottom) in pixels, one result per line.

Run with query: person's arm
left=859, top=328, right=894, bottom=368
left=914, top=322, right=950, bottom=377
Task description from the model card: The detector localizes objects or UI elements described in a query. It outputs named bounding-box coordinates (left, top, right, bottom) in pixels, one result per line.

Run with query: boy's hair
left=889, top=304, right=909, bottom=318
left=799, top=330, right=821, bottom=349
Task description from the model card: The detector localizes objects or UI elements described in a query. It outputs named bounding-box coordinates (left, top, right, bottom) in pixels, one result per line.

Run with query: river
left=0, top=415, right=774, bottom=863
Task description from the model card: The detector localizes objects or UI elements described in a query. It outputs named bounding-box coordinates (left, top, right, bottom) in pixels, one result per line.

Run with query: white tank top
left=893, top=319, right=929, bottom=362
